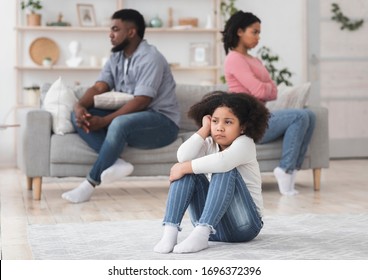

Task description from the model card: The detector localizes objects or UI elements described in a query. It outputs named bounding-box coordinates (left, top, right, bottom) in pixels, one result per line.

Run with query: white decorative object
left=94, top=91, right=134, bottom=110
left=66, top=41, right=83, bottom=67
left=77, top=4, right=96, bottom=27
left=205, top=14, right=213, bottom=29
left=101, top=56, right=109, bottom=66
left=200, top=80, right=215, bottom=86
left=42, top=77, right=77, bottom=135
left=190, top=42, right=211, bottom=66
left=89, top=56, right=98, bottom=67
left=42, top=57, right=52, bottom=67
left=24, top=88, right=40, bottom=107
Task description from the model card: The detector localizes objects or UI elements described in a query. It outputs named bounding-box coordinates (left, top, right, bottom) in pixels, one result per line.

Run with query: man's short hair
left=112, top=9, right=146, bottom=39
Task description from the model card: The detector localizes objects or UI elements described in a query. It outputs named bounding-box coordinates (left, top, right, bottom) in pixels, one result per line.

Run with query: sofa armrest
left=306, top=106, right=330, bottom=169
left=21, top=109, right=52, bottom=177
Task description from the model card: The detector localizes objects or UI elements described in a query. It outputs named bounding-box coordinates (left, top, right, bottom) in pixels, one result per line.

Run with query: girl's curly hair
left=188, top=91, right=270, bottom=143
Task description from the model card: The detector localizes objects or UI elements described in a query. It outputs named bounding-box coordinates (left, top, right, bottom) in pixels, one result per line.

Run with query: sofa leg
left=27, top=177, right=33, bottom=190
left=32, top=177, right=42, bottom=200
left=313, top=168, right=321, bottom=191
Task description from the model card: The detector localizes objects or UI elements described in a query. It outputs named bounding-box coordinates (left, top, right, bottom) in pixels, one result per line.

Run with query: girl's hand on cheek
left=197, top=115, right=211, bottom=138
left=202, top=115, right=212, bottom=129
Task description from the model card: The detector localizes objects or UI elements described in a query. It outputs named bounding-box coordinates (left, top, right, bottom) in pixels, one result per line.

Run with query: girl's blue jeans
left=259, top=108, right=316, bottom=173
left=162, top=169, right=263, bottom=242
left=71, top=108, right=179, bottom=185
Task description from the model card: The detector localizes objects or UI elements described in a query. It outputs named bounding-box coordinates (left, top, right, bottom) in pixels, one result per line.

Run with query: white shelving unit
left=15, top=0, right=223, bottom=106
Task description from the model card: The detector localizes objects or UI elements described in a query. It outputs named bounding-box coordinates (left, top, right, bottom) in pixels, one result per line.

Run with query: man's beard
left=111, top=38, right=130, bottom=53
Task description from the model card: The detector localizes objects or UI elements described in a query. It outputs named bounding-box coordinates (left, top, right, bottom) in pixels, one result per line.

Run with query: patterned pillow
left=94, top=91, right=134, bottom=110
left=266, top=82, right=311, bottom=111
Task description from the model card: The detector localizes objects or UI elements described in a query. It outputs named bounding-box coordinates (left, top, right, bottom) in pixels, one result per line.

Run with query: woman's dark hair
left=221, top=11, right=261, bottom=54
left=188, top=91, right=270, bottom=142
left=112, top=9, right=146, bottom=39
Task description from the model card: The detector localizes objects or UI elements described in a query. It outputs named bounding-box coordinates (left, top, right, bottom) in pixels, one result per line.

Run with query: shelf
left=15, top=0, right=223, bottom=106
left=16, top=26, right=110, bottom=32
left=147, top=27, right=219, bottom=33
left=15, top=65, right=103, bottom=71
left=0, top=124, right=20, bottom=129
left=15, top=26, right=219, bottom=33
left=171, top=65, right=221, bottom=70
left=16, top=65, right=221, bottom=71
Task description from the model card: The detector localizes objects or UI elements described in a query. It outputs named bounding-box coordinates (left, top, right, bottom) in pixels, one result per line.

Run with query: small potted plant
left=42, top=57, right=52, bottom=67
left=21, top=0, right=43, bottom=26
left=23, top=84, right=41, bottom=107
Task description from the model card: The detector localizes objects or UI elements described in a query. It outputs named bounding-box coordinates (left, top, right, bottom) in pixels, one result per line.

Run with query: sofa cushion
left=175, top=84, right=228, bottom=131
left=41, top=83, right=228, bottom=132
left=266, top=82, right=311, bottom=111
left=50, top=134, right=183, bottom=165
left=42, top=77, right=77, bottom=135
left=255, top=140, right=283, bottom=160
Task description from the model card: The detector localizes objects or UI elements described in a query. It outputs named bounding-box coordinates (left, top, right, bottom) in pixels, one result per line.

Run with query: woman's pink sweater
left=224, top=50, right=277, bottom=102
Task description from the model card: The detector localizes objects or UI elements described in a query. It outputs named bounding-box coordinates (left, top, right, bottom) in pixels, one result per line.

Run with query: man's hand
left=74, top=104, right=92, bottom=133
left=84, top=115, right=108, bottom=132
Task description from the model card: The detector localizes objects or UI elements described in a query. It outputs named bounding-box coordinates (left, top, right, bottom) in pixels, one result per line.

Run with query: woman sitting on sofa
left=222, top=11, right=316, bottom=195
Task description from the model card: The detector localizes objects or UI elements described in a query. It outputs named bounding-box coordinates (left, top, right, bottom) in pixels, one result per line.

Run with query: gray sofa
left=20, top=84, right=329, bottom=200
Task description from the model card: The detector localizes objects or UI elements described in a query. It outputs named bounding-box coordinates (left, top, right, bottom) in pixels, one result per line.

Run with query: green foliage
left=331, top=3, right=364, bottom=31
left=21, top=0, right=43, bottom=13
left=257, top=46, right=293, bottom=86
left=23, top=84, right=40, bottom=91
left=220, top=0, right=238, bottom=22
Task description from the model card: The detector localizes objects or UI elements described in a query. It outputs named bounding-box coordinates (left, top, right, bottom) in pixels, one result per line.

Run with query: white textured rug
left=27, top=214, right=368, bottom=260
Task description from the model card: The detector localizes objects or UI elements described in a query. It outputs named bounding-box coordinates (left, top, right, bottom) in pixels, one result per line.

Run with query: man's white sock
left=153, top=225, right=178, bottom=254
left=273, top=167, right=292, bottom=195
left=101, top=158, right=134, bottom=184
left=173, top=225, right=211, bottom=254
left=61, top=180, right=95, bottom=203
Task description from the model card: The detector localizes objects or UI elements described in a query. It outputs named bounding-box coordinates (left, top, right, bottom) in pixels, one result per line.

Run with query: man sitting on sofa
left=62, top=9, right=180, bottom=203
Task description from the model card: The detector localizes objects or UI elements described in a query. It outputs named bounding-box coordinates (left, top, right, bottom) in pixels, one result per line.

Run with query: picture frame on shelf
left=189, top=42, right=211, bottom=66
left=77, top=4, right=96, bottom=27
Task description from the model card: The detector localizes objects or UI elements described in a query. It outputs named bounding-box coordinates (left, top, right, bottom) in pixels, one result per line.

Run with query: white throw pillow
left=266, top=82, right=311, bottom=111
left=94, top=91, right=134, bottom=110
left=42, top=77, right=77, bottom=135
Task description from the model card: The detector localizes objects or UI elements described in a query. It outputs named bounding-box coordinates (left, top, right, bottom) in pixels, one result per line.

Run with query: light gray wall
left=0, top=0, right=306, bottom=167
left=0, top=1, right=16, bottom=167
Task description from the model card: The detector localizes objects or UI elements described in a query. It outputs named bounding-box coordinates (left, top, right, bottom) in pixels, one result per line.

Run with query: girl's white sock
left=61, top=179, right=95, bottom=203
left=153, top=225, right=178, bottom=254
left=288, top=170, right=299, bottom=195
left=101, top=158, right=134, bottom=184
left=173, top=225, right=211, bottom=254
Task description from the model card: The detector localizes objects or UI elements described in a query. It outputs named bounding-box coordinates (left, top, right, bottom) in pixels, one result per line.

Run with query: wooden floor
left=1, top=159, right=367, bottom=260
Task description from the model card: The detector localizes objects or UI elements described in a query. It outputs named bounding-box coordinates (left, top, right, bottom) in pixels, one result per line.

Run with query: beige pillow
left=94, top=91, right=134, bottom=110
left=42, top=77, right=77, bottom=135
left=266, top=82, right=311, bottom=111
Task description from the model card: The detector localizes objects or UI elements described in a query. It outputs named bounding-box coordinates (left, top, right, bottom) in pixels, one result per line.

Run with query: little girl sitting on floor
left=154, top=91, right=270, bottom=254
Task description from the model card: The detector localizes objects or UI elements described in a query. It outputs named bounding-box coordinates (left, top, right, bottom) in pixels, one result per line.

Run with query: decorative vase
left=27, top=13, right=41, bottom=26
left=42, top=58, right=52, bottom=67
left=149, top=16, right=163, bottom=28
left=25, top=89, right=40, bottom=107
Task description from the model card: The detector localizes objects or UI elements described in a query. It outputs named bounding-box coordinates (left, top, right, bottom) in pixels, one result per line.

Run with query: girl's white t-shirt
left=177, top=133, right=264, bottom=217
